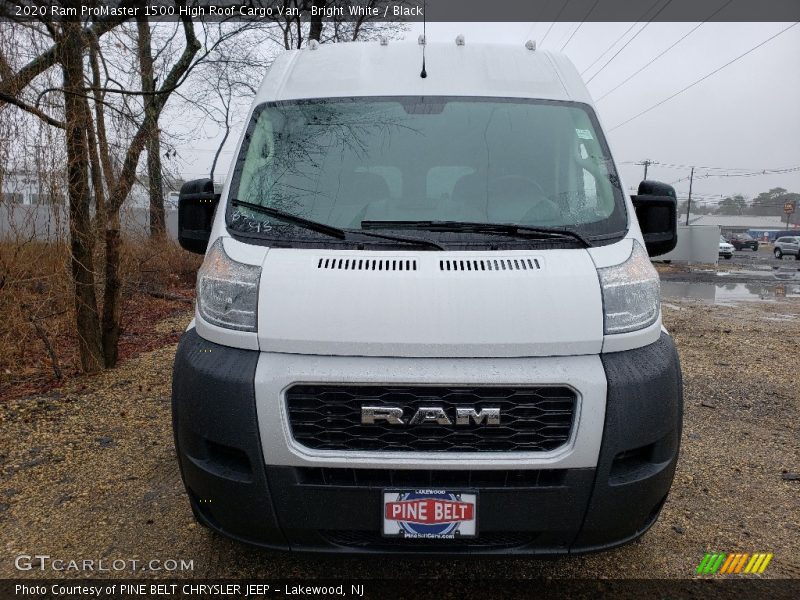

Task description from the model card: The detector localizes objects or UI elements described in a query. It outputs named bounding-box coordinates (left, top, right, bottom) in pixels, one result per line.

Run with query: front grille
left=285, top=385, right=576, bottom=452
left=321, top=530, right=538, bottom=550
left=295, top=467, right=566, bottom=488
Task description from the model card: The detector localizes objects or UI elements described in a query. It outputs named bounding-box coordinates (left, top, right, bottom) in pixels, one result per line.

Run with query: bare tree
left=0, top=2, right=200, bottom=369
left=136, top=15, right=166, bottom=238
left=61, top=19, right=105, bottom=372
left=0, top=2, right=406, bottom=372
left=95, top=15, right=201, bottom=366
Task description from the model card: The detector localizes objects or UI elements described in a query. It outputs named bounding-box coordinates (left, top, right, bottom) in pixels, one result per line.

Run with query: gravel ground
left=1, top=296, right=798, bottom=580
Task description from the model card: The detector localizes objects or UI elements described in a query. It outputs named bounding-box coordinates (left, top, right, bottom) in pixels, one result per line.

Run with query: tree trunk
left=137, top=15, right=165, bottom=238
left=101, top=211, right=122, bottom=367
left=209, top=87, right=231, bottom=183
left=146, top=125, right=165, bottom=236
left=90, top=31, right=123, bottom=368
left=60, top=21, right=104, bottom=373
left=98, top=14, right=200, bottom=368
left=81, top=92, right=105, bottom=245
left=209, top=127, right=229, bottom=184
left=88, top=35, right=115, bottom=185
left=309, top=0, right=324, bottom=41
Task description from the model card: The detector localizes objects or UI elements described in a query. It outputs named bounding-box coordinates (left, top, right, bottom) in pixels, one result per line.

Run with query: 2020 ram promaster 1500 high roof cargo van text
left=172, top=39, right=682, bottom=554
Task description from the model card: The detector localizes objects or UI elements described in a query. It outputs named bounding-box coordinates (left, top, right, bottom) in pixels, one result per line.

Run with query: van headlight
left=598, top=240, right=660, bottom=334
left=196, top=238, right=260, bottom=332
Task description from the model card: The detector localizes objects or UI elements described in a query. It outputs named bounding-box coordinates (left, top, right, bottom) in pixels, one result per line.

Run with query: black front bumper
left=171, top=329, right=682, bottom=555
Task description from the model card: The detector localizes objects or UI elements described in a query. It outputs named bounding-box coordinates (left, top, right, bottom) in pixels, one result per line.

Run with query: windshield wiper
left=232, top=199, right=347, bottom=239
left=348, top=229, right=445, bottom=250
left=361, top=220, right=593, bottom=248
left=231, top=199, right=445, bottom=250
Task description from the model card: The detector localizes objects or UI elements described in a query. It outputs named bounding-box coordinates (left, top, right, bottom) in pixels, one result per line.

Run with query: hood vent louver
left=317, top=257, right=418, bottom=271
left=315, top=257, right=540, bottom=273
left=439, top=258, right=540, bottom=272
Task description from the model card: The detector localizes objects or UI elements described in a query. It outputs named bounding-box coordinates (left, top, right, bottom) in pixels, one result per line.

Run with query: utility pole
left=685, top=166, right=694, bottom=226
left=638, top=159, right=652, bottom=180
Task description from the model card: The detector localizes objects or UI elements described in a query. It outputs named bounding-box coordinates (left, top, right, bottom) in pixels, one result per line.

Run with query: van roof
left=256, top=41, right=593, bottom=105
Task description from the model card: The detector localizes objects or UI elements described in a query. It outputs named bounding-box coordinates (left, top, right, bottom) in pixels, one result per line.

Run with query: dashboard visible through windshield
left=226, top=96, right=627, bottom=247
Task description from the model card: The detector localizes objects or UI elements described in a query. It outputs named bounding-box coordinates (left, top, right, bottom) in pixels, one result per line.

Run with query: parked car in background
left=773, top=236, right=800, bottom=259
left=719, top=236, right=734, bottom=260
left=727, top=233, right=758, bottom=251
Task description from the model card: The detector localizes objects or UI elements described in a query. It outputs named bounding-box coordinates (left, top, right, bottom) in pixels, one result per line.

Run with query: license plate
left=383, top=490, right=478, bottom=539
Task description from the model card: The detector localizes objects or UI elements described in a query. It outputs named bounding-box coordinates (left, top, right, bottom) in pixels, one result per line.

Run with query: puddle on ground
left=661, top=281, right=800, bottom=304
left=771, top=268, right=800, bottom=282
left=716, top=269, right=775, bottom=278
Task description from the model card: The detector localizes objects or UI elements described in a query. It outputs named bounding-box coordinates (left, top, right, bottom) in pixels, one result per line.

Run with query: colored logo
left=384, top=491, right=475, bottom=538
left=696, top=553, right=773, bottom=575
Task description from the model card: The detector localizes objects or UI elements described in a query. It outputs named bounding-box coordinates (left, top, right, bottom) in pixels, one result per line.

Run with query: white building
left=1, top=169, right=161, bottom=208
left=688, top=215, right=799, bottom=240
left=0, top=169, right=65, bottom=205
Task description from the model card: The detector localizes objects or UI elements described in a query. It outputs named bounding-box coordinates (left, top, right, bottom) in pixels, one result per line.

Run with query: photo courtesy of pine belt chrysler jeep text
left=171, top=38, right=683, bottom=554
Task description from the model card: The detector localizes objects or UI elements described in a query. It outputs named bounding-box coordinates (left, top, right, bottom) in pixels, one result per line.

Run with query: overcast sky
left=179, top=21, right=800, bottom=206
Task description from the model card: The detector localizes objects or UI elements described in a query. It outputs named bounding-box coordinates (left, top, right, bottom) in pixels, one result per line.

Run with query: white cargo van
left=172, top=39, right=682, bottom=554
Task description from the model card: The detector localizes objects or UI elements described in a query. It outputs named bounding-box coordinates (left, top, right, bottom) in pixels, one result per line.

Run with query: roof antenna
left=420, top=0, right=427, bottom=78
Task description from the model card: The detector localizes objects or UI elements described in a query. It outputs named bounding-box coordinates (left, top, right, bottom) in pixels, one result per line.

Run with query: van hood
left=256, top=248, right=603, bottom=358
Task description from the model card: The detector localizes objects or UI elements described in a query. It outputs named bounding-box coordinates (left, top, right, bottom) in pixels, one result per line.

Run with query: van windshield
left=227, top=97, right=627, bottom=246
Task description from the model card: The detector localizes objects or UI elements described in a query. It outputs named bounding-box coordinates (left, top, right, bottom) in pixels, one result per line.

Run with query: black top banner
left=1, top=0, right=799, bottom=23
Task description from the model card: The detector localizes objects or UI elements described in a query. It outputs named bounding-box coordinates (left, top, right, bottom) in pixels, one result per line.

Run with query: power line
left=585, top=0, right=675, bottom=85
left=647, top=161, right=800, bottom=172
left=579, top=0, right=663, bottom=76
left=559, top=23, right=583, bottom=52
left=667, top=169, right=800, bottom=187
left=595, top=0, right=734, bottom=102
left=609, top=22, right=799, bottom=131
left=695, top=168, right=800, bottom=179
left=560, top=0, right=601, bottom=52
left=521, top=0, right=555, bottom=45
left=539, top=0, right=573, bottom=48
left=664, top=167, right=800, bottom=179
left=621, top=160, right=800, bottom=174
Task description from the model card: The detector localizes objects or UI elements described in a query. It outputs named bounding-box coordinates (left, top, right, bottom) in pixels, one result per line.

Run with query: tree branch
left=0, top=90, right=65, bottom=128
left=0, top=5, right=133, bottom=102
left=108, top=8, right=200, bottom=213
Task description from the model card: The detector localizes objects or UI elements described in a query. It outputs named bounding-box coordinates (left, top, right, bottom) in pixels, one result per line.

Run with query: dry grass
left=0, top=236, right=201, bottom=400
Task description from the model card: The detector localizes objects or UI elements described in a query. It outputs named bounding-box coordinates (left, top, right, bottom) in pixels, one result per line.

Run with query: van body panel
left=602, top=317, right=662, bottom=354
left=586, top=237, right=633, bottom=269
left=256, top=247, right=603, bottom=357
left=258, top=43, right=586, bottom=104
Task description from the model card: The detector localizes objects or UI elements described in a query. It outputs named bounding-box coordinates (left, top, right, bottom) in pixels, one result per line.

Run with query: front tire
left=725, top=255, right=732, bottom=260
left=775, top=248, right=783, bottom=259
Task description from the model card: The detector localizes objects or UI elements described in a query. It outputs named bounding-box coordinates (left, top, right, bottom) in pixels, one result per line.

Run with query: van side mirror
left=631, top=180, right=678, bottom=257
left=178, top=178, right=220, bottom=254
